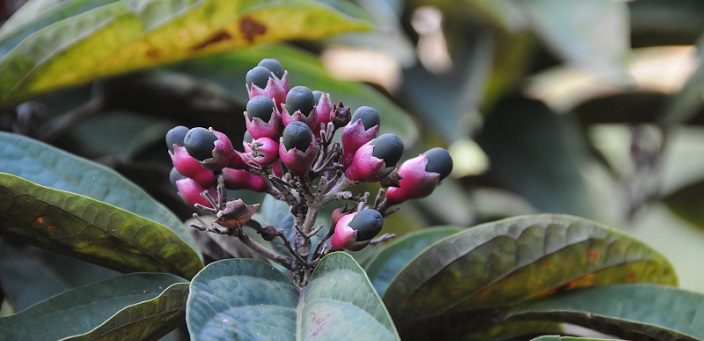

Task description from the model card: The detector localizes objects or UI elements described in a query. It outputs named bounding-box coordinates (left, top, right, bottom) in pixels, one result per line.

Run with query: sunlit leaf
left=0, top=273, right=188, bottom=340
left=506, top=284, right=704, bottom=341
left=382, top=214, right=677, bottom=331
left=187, top=253, right=399, bottom=340
left=0, top=131, right=201, bottom=258
left=0, top=0, right=371, bottom=106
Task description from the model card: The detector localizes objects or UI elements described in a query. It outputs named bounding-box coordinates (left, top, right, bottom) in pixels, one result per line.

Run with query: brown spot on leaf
left=36, top=216, right=45, bottom=224
left=239, top=16, right=267, bottom=43
left=146, top=48, right=160, bottom=58
left=192, top=31, right=232, bottom=50
left=627, top=271, right=637, bottom=280
left=588, top=250, right=599, bottom=262
left=47, top=225, right=54, bottom=231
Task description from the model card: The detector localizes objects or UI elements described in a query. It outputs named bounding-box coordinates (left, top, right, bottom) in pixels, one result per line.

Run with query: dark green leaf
left=382, top=214, right=677, bottom=330
left=187, top=252, right=399, bottom=340
left=630, top=0, right=704, bottom=47
left=505, top=284, right=704, bottom=341
left=531, top=337, right=625, bottom=341
left=0, top=273, right=188, bottom=341
left=0, top=131, right=201, bottom=259
left=173, top=44, right=418, bottom=144
left=476, top=96, right=592, bottom=216
left=0, top=173, right=202, bottom=279
left=663, top=179, right=704, bottom=231
left=0, top=0, right=371, bottom=106
left=364, top=227, right=460, bottom=296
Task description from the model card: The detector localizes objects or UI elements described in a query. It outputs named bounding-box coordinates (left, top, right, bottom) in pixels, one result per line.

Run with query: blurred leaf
left=187, top=253, right=399, bottom=340
left=476, top=96, right=592, bottom=216
left=0, top=0, right=371, bottom=106
left=382, top=214, right=677, bottom=332
left=574, top=91, right=666, bottom=126
left=531, top=337, right=625, bottom=341
left=524, top=0, right=629, bottom=80
left=0, top=173, right=202, bottom=278
left=0, top=243, right=119, bottom=311
left=663, top=179, right=704, bottom=231
left=505, top=284, right=704, bottom=341
left=364, top=227, right=460, bottom=296
left=0, top=131, right=200, bottom=257
left=0, top=273, right=188, bottom=341
left=660, top=35, right=704, bottom=128
left=173, top=44, right=418, bottom=144
left=630, top=0, right=704, bottom=47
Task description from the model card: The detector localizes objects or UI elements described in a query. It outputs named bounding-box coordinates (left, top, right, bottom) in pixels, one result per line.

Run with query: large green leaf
left=173, top=44, right=418, bottom=144
left=364, top=227, right=460, bottom=296
left=0, top=131, right=201, bottom=259
left=187, top=252, right=399, bottom=340
left=531, top=337, right=626, bottom=341
left=0, top=173, right=202, bottom=278
left=505, top=284, right=704, bottom=341
left=382, top=214, right=677, bottom=329
left=0, top=273, right=189, bottom=340
left=0, top=0, right=371, bottom=106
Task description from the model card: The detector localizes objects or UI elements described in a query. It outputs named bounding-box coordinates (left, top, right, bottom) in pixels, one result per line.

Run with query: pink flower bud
left=345, top=134, right=403, bottom=183
left=222, top=168, right=268, bottom=192
left=279, top=122, right=317, bottom=178
left=341, top=106, right=380, bottom=167
left=331, top=209, right=383, bottom=251
left=175, top=177, right=215, bottom=208
left=386, top=148, right=453, bottom=205
left=246, top=136, right=279, bottom=166
left=169, top=145, right=215, bottom=187
left=244, top=96, right=283, bottom=140
left=247, top=71, right=290, bottom=111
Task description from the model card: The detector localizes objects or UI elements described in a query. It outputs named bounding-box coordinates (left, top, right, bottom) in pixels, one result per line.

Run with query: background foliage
left=1, top=0, right=704, bottom=340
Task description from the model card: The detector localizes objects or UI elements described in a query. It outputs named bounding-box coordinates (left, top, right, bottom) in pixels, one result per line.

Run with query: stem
left=37, top=96, right=105, bottom=142
left=233, top=229, right=293, bottom=269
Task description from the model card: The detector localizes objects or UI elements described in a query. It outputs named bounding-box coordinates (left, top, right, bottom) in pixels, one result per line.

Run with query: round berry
left=351, top=106, right=380, bottom=130
left=285, top=86, right=315, bottom=116
left=282, top=121, right=313, bottom=152
left=184, top=127, right=217, bottom=161
left=169, top=167, right=186, bottom=187
left=246, top=66, right=271, bottom=89
left=165, top=125, right=189, bottom=151
left=246, top=95, right=276, bottom=122
left=258, top=58, right=285, bottom=79
left=313, top=90, right=323, bottom=104
left=424, top=148, right=453, bottom=180
left=349, top=209, right=383, bottom=241
left=371, top=134, right=404, bottom=167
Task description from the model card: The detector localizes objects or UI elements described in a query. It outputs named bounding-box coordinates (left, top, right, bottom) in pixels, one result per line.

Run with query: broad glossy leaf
left=382, top=214, right=677, bottom=328
left=0, top=273, right=189, bottom=340
left=173, top=44, right=418, bottom=144
left=364, top=227, right=460, bottom=296
left=0, top=0, right=371, bottom=106
left=476, top=97, right=592, bottom=216
left=0, top=131, right=201, bottom=258
left=187, top=252, right=399, bottom=340
left=525, top=0, right=629, bottom=79
left=505, top=284, right=704, bottom=341
left=0, top=173, right=201, bottom=278
left=663, top=179, right=704, bottom=231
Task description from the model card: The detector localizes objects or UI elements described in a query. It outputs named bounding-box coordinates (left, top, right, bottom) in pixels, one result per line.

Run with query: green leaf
left=629, top=0, right=704, bottom=47
left=173, top=44, right=418, bottom=144
left=0, top=131, right=201, bottom=260
left=0, top=273, right=189, bottom=340
left=505, top=284, right=704, bottom=341
left=663, top=179, right=704, bottom=231
left=0, top=0, right=371, bottom=106
left=525, top=0, right=629, bottom=79
left=187, top=252, right=400, bottom=340
left=476, top=97, right=592, bottom=216
left=0, top=173, right=202, bottom=279
left=364, top=227, right=460, bottom=296
left=531, top=337, right=626, bottom=341
left=382, top=214, right=677, bottom=329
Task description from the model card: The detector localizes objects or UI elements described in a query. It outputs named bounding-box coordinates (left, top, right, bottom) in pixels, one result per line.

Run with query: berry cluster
left=166, top=58, right=452, bottom=285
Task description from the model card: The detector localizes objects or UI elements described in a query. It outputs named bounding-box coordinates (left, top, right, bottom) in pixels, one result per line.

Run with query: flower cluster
left=166, top=58, right=452, bottom=285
